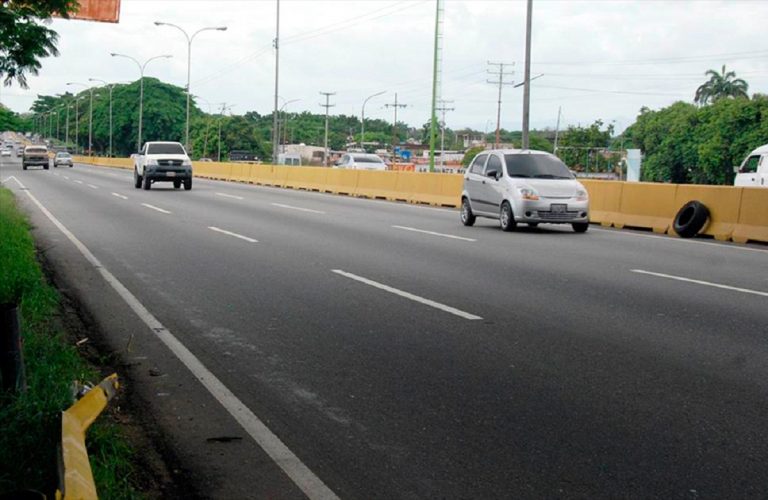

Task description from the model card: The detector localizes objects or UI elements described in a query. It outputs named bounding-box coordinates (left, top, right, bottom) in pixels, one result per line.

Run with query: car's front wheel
left=183, top=178, right=192, bottom=191
left=572, top=222, right=589, bottom=233
left=173, top=179, right=181, bottom=189
left=500, top=201, right=517, bottom=232
left=134, top=169, right=142, bottom=188
left=460, top=197, right=476, bottom=226
left=143, top=174, right=151, bottom=190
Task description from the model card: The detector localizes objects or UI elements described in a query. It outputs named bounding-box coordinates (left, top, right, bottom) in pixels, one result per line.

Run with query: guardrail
left=56, top=374, right=119, bottom=500
left=73, top=157, right=768, bottom=244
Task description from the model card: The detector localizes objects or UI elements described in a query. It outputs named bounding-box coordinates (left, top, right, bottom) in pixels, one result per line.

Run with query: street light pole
left=272, top=0, right=280, bottom=165
left=89, top=79, right=116, bottom=158
left=67, top=82, right=96, bottom=156
left=155, top=22, right=227, bottom=152
left=521, top=0, right=533, bottom=149
left=111, top=53, right=172, bottom=152
left=361, top=91, right=385, bottom=151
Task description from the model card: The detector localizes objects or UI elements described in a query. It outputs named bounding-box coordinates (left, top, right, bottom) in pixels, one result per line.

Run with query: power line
left=487, top=61, right=514, bottom=149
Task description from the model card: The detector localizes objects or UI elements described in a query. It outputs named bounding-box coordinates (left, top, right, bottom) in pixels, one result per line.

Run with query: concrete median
left=673, top=185, right=743, bottom=240
left=580, top=180, right=623, bottom=227
left=732, top=187, right=768, bottom=244
left=614, top=182, right=678, bottom=233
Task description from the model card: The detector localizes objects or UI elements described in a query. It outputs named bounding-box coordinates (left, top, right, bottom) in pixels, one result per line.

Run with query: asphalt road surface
left=2, top=155, right=768, bottom=499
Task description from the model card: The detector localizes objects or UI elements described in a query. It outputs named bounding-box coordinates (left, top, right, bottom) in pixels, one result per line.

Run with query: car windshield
left=56, top=153, right=71, bottom=158
left=504, top=154, right=574, bottom=179
left=147, top=143, right=185, bottom=155
left=26, top=148, right=46, bottom=154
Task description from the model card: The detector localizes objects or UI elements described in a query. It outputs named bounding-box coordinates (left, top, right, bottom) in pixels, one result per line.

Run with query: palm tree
left=694, top=65, right=749, bottom=105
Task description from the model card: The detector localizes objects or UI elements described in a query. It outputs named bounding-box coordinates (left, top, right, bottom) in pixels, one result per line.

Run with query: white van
left=735, top=144, right=768, bottom=187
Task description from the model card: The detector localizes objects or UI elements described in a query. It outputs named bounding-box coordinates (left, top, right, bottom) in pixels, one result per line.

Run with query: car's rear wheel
left=572, top=222, right=589, bottom=233
left=183, top=178, right=192, bottom=191
left=143, top=174, right=151, bottom=190
left=460, top=197, right=476, bottom=226
left=134, top=169, right=142, bottom=188
left=500, top=202, right=517, bottom=232
left=173, top=180, right=181, bottom=189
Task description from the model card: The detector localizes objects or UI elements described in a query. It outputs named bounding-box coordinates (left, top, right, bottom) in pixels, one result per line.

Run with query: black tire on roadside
left=673, top=200, right=709, bottom=238
left=572, top=222, right=589, bottom=233
left=460, top=197, right=476, bottom=226
left=500, top=201, right=517, bottom=232
left=183, top=178, right=192, bottom=190
left=143, top=174, right=151, bottom=190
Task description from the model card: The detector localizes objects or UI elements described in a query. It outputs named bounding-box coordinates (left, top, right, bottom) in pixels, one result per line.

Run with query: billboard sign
left=58, top=0, right=121, bottom=23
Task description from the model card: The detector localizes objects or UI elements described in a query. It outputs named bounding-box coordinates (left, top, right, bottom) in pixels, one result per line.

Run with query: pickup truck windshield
left=26, top=148, right=47, bottom=154
left=504, top=154, right=573, bottom=179
left=147, top=144, right=185, bottom=155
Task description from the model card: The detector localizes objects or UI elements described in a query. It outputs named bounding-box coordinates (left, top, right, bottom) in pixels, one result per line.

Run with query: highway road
left=2, top=155, right=768, bottom=498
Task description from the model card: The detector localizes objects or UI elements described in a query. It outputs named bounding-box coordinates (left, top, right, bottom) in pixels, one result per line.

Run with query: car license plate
left=166, top=171, right=176, bottom=177
left=551, top=204, right=567, bottom=213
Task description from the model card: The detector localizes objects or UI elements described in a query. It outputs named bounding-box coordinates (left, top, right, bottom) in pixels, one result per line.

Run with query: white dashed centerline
left=271, top=203, right=325, bottom=214
left=111, top=192, right=128, bottom=200
left=208, top=226, right=258, bottom=243
left=141, top=203, right=172, bottom=214
left=631, top=269, right=768, bottom=298
left=86, top=183, right=99, bottom=189
left=74, top=180, right=83, bottom=184
left=392, top=225, right=476, bottom=242
left=332, top=269, right=483, bottom=320
left=216, top=192, right=244, bottom=200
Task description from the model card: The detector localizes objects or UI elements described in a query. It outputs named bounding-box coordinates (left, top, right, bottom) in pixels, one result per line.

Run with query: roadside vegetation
left=0, top=187, right=138, bottom=498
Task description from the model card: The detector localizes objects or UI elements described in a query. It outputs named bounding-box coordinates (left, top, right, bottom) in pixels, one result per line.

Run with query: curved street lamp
left=361, top=91, right=385, bottom=150
left=155, top=22, right=227, bottom=152
left=278, top=98, right=300, bottom=154
left=67, top=82, right=96, bottom=156
left=88, top=78, right=118, bottom=158
left=110, top=52, right=172, bottom=152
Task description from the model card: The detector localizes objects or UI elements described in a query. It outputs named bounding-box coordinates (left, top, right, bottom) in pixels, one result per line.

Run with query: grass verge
left=0, top=186, right=139, bottom=498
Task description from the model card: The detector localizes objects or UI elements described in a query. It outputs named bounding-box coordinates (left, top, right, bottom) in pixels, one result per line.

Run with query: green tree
left=1, top=1, right=79, bottom=87
left=694, top=65, right=749, bottom=105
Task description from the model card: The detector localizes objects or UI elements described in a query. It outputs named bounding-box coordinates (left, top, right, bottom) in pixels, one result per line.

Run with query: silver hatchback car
left=461, top=149, right=590, bottom=232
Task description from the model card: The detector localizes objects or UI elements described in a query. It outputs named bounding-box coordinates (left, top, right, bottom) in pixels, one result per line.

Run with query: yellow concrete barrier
left=673, top=185, right=743, bottom=241
left=396, top=172, right=461, bottom=207
left=73, top=156, right=132, bottom=169
left=284, top=166, right=329, bottom=191
left=249, top=164, right=275, bottom=185
left=438, top=174, right=463, bottom=208
left=56, top=374, right=119, bottom=500
left=229, top=162, right=251, bottom=183
left=732, top=187, right=768, bottom=244
left=324, top=169, right=359, bottom=195
left=355, top=170, right=402, bottom=200
left=614, top=182, right=678, bottom=233
left=193, top=161, right=230, bottom=180
left=580, top=180, right=623, bottom=227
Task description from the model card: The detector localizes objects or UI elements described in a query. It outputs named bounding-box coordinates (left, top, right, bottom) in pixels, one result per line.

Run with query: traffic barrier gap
left=56, top=374, right=119, bottom=500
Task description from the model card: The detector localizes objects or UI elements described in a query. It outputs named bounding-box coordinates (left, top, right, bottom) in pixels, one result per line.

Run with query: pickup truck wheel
left=500, top=202, right=517, bottom=232
left=134, top=169, right=142, bottom=188
left=23, top=165, right=27, bottom=170
left=173, top=180, right=181, bottom=189
left=460, top=197, right=476, bottom=226
left=673, top=200, right=709, bottom=238
left=572, top=222, right=589, bottom=233
left=183, top=178, right=192, bottom=191
left=143, top=174, right=151, bottom=190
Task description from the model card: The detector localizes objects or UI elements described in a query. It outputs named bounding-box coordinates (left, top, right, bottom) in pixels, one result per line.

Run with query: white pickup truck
left=134, top=141, right=193, bottom=190
left=735, top=144, right=768, bottom=187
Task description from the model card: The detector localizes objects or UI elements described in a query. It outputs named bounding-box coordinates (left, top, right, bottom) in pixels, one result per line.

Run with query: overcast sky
left=2, top=0, right=767, bottom=135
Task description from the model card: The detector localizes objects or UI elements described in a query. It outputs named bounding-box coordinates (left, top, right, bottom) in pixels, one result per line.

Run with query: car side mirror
left=486, top=169, right=499, bottom=179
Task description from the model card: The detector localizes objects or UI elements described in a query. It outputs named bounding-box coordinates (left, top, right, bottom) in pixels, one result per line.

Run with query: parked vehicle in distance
left=53, top=151, right=73, bottom=168
left=1, top=148, right=11, bottom=157
left=461, top=149, right=590, bottom=233
left=229, top=150, right=258, bottom=162
left=133, top=141, right=193, bottom=190
left=198, top=157, right=213, bottom=162
left=22, top=145, right=50, bottom=170
left=734, top=144, right=768, bottom=187
left=334, top=153, right=387, bottom=171
left=277, top=153, right=302, bottom=166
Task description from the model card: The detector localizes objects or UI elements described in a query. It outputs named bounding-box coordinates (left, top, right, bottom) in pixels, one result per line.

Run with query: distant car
left=0, top=149, right=11, bottom=157
left=198, top=157, right=213, bottom=162
left=16, top=147, right=24, bottom=156
left=334, top=153, right=387, bottom=171
left=22, top=145, right=50, bottom=170
left=461, top=149, right=590, bottom=233
left=53, top=151, right=73, bottom=168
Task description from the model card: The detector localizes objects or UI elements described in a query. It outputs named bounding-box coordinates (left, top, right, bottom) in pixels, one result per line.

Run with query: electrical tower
left=428, top=0, right=445, bottom=172
left=487, top=61, right=514, bottom=149
left=319, top=91, right=336, bottom=166
left=385, top=93, right=407, bottom=166
left=436, top=99, right=454, bottom=169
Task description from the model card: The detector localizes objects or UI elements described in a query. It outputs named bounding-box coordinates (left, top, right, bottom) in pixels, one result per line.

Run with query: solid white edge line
left=631, top=269, right=768, bottom=298
left=216, top=192, right=245, bottom=200
left=392, top=225, right=476, bottom=242
left=111, top=192, right=128, bottom=200
left=9, top=176, right=340, bottom=500
left=332, top=269, right=483, bottom=320
left=593, top=227, right=768, bottom=254
left=208, top=226, right=258, bottom=243
left=141, top=203, right=171, bottom=214
left=271, top=202, right=325, bottom=214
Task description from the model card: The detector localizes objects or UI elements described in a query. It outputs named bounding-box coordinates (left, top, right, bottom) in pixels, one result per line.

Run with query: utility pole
left=487, top=61, right=514, bottom=149
left=319, top=91, right=335, bottom=167
left=65, top=101, right=70, bottom=148
left=272, top=0, right=280, bottom=164
left=436, top=99, right=454, bottom=170
left=217, top=103, right=232, bottom=162
left=428, top=0, right=445, bottom=172
left=553, top=106, right=561, bottom=154
left=521, top=0, right=533, bottom=149
left=385, top=93, right=407, bottom=168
